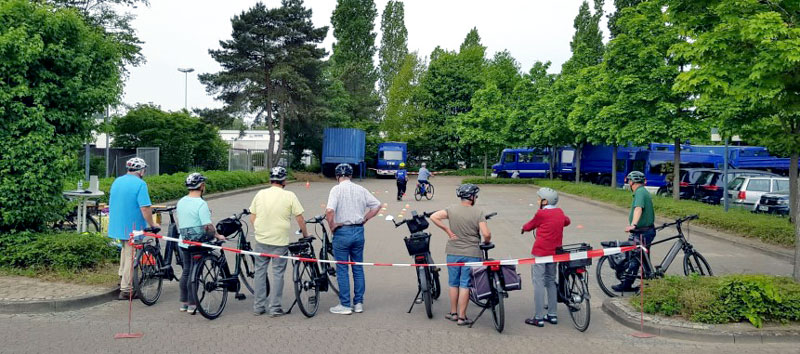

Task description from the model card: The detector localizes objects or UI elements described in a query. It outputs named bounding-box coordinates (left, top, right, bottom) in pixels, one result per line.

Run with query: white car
left=727, top=176, right=789, bottom=208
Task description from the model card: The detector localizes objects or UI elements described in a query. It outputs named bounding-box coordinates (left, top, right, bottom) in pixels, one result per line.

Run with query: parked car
left=695, top=169, right=780, bottom=204
left=656, top=168, right=716, bottom=199
left=727, top=176, right=789, bottom=208
left=753, top=190, right=790, bottom=216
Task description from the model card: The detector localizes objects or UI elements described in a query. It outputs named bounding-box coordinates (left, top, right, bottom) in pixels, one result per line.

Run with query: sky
left=121, top=0, right=615, bottom=113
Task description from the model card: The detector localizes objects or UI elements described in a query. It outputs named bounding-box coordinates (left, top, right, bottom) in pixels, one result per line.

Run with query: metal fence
left=228, top=148, right=290, bottom=172
left=114, top=147, right=160, bottom=177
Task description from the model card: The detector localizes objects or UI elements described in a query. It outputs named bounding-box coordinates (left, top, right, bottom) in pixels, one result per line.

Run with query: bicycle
left=596, top=214, right=712, bottom=298
left=131, top=206, right=184, bottom=306
left=414, top=182, right=434, bottom=201
left=191, top=209, right=261, bottom=320
left=52, top=204, right=100, bottom=233
left=467, top=212, right=510, bottom=333
left=286, top=215, right=339, bottom=318
left=386, top=211, right=442, bottom=319
left=554, top=243, right=592, bottom=332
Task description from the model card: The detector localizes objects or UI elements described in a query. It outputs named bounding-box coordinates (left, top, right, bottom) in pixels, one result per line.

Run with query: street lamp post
left=177, top=67, right=194, bottom=111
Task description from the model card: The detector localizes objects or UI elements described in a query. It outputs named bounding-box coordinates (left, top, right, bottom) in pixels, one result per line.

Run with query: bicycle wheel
left=683, top=251, right=713, bottom=276
left=566, top=272, right=591, bottom=332
left=425, top=184, right=434, bottom=200
left=596, top=255, right=641, bottom=298
left=135, top=245, right=163, bottom=306
left=419, top=268, right=433, bottom=319
left=238, top=254, right=257, bottom=295
left=294, top=261, right=320, bottom=318
left=85, top=215, right=101, bottom=233
left=431, top=268, right=441, bottom=300
left=192, top=253, right=228, bottom=320
left=414, top=185, right=422, bottom=201
left=490, top=274, right=505, bottom=333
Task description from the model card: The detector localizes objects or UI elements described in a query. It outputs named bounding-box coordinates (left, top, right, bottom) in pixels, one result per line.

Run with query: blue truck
left=376, top=142, right=407, bottom=177
left=491, top=148, right=553, bottom=178
left=321, top=127, right=366, bottom=178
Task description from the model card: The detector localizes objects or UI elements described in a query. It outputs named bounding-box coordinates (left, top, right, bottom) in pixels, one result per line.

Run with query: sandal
left=445, top=312, right=458, bottom=321
left=525, top=317, right=544, bottom=327
left=457, top=317, right=473, bottom=326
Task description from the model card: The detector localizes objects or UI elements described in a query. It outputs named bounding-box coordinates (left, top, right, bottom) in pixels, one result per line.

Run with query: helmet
left=270, top=166, right=288, bottom=181
left=185, top=172, right=206, bottom=190
left=537, top=187, right=559, bottom=206
left=399, top=162, right=406, bottom=168
left=456, top=184, right=480, bottom=200
left=335, top=163, right=353, bottom=177
left=126, top=157, right=147, bottom=171
left=421, top=162, right=427, bottom=167
left=626, top=171, right=646, bottom=184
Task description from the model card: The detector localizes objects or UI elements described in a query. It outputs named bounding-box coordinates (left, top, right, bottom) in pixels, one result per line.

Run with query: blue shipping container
left=322, top=128, right=366, bottom=177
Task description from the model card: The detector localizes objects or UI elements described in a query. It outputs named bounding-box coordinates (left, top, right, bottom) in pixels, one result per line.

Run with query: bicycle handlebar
left=305, top=215, right=325, bottom=224
left=392, top=211, right=437, bottom=228
left=653, top=214, right=698, bottom=231
left=485, top=212, right=497, bottom=220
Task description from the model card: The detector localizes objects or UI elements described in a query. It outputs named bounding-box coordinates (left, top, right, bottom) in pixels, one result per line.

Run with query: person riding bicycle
left=417, top=163, right=432, bottom=194
left=613, top=171, right=656, bottom=292
left=248, top=166, right=309, bottom=317
left=430, top=184, right=491, bottom=326
left=176, top=172, right=225, bottom=313
left=326, top=163, right=382, bottom=315
left=520, top=187, right=571, bottom=327
left=108, top=157, right=159, bottom=300
left=396, top=162, right=408, bottom=201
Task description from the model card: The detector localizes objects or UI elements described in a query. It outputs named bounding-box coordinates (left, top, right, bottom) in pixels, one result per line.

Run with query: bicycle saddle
left=600, top=240, right=635, bottom=248
left=480, top=243, right=495, bottom=250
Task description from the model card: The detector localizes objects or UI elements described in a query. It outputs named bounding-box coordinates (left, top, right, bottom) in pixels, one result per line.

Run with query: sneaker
left=354, top=303, right=363, bottom=313
left=253, top=309, right=266, bottom=316
left=187, top=305, right=197, bottom=314
left=117, top=291, right=138, bottom=300
left=525, top=318, right=545, bottom=327
left=611, top=283, right=637, bottom=292
left=329, top=304, right=353, bottom=315
left=544, top=314, right=558, bottom=325
left=179, top=304, right=189, bottom=312
left=269, top=309, right=286, bottom=317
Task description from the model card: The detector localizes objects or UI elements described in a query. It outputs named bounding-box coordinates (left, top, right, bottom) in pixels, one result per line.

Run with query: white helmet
left=421, top=162, right=427, bottom=167
left=126, top=157, right=147, bottom=171
left=537, top=187, right=559, bottom=206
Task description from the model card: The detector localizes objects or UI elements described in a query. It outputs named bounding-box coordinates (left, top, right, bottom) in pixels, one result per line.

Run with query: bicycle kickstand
left=407, top=289, right=421, bottom=313
left=286, top=299, right=297, bottom=315
left=469, top=307, right=488, bottom=328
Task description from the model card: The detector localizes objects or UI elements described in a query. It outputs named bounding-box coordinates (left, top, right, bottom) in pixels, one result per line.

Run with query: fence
left=114, top=147, right=160, bottom=177
left=228, top=149, right=291, bottom=172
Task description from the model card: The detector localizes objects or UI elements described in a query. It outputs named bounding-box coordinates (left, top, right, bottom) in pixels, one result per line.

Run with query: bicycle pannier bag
left=501, top=265, right=522, bottom=291
left=469, top=266, right=492, bottom=302
left=180, top=225, right=212, bottom=243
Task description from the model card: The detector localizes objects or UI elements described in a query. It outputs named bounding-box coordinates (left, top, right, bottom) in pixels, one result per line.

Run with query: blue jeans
left=446, top=254, right=481, bottom=288
left=333, top=225, right=365, bottom=307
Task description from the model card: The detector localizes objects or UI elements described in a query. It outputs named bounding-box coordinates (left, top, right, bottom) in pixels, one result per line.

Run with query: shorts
left=446, top=254, right=482, bottom=288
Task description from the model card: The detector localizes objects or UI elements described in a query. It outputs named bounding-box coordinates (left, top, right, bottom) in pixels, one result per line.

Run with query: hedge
left=0, top=232, right=117, bottom=270
left=640, top=275, right=800, bottom=328
left=464, top=178, right=795, bottom=246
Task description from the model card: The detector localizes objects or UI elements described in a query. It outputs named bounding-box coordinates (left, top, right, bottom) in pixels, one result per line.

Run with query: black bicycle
left=286, top=215, right=339, bottom=318
left=555, top=243, right=592, bottom=332
left=132, top=206, right=183, bottom=306
left=191, top=209, right=261, bottom=320
left=467, top=212, right=512, bottom=333
left=52, top=204, right=100, bottom=233
left=414, top=182, right=434, bottom=201
left=387, top=211, right=442, bottom=319
left=596, top=215, right=712, bottom=297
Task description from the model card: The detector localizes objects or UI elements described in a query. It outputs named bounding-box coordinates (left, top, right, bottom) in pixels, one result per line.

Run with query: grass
left=464, top=177, right=796, bottom=246
left=438, top=168, right=488, bottom=176
left=0, top=261, right=119, bottom=287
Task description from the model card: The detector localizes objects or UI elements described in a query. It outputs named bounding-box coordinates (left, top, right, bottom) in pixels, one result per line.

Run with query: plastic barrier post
left=115, top=237, right=143, bottom=339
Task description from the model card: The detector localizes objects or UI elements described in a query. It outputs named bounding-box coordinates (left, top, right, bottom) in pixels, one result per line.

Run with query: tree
left=383, top=52, right=425, bottom=141
left=193, top=107, right=236, bottom=129
left=378, top=0, right=408, bottom=105
left=607, top=0, right=645, bottom=38
left=113, top=105, right=228, bottom=173
left=667, top=0, right=800, bottom=279
left=509, top=62, right=556, bottom=173
left=330, top=0, right=380, bottom=124
left=200, top=0, right=328, bottom=169
left=0, top=0, right=124, bottom=232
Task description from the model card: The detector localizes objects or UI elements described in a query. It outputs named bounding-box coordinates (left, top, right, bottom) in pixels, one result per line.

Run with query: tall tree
left=200, top=0, right=327, bottom=169
left=383, top=52, right=424, bottom=141
left=668, top=0, right=800, bottom=279
left=330, top=0, right=380, bottom=124
left=378, top=0, right=408, bottom=106
left=509, top=62, right=556, bottom=174
left=607, top=0, right=644, bottom=38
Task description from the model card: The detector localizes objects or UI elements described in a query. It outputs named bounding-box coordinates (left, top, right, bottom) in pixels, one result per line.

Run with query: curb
left=602, top=297, right=800, bottom=343
left=527, top=185, right=794, bottom=263
left=0, top=287, right=119, bottom=314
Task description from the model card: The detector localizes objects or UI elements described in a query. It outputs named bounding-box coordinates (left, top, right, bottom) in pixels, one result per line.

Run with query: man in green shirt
left=613, top=171, right=656, bottom=292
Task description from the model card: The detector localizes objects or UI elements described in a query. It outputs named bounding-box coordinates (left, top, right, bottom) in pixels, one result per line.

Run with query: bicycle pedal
left=235, top=293, right=246, bottom=300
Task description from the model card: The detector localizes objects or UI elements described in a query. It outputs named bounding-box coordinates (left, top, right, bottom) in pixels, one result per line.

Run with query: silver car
left=727, top=176, right=790, bottom=208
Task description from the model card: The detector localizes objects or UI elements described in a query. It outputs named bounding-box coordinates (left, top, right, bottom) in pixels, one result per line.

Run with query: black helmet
left=185, top=172, right=206, bottom=190
left=456, top=184, right=480, bottom=200
left=335, top=163, right=353, bottom=177
left=270, top=166, right=288, bottom=182
left=626, top=171, right=646, bottom=184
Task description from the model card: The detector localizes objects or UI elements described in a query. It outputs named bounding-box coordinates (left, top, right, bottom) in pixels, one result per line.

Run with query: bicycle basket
left=404, top=233, right=430, bottom=256
left=556, top=243, right=593, bottom=268
left=288, top=240, right=311, bottom=256
left=215, top=217, right=241, bottom=237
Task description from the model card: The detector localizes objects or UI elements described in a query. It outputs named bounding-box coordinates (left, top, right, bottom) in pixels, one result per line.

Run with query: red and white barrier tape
left=131, top=231, right=644, bottom=267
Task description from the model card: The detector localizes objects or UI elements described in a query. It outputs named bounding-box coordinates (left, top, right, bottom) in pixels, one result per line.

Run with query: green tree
left=330, top=0, right=380, bottom=124
left=192, top=107, right=236, bottom=129
left=509, top=62, right=556, bottom=173
left=200, top=0, right=328, bottom=169
left=113, top=105, right=228, bottom=173
left=0, top=0, right=124, bottom=232
left=378, top=0, right=408, bottom=105
left=667, top=0, right=800, bottom=279
left=607, top=0, right=644, bottom=38
left=383, top=52, right=425, bottom=141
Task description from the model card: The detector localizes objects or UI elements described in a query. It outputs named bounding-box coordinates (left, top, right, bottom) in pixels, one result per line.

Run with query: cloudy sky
left=121, top=0, right=614, bottom=113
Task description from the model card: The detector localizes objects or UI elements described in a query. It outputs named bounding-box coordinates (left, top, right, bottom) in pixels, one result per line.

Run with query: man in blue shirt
left=418, top=162, right=432, bottom=194
left=396, top=162, right=408, bottom=201
left=108, top=157, right=158, bottom=300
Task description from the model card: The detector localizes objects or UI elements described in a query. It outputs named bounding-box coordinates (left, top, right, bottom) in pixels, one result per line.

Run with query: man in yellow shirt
left=249, top=167, right=308, bottom=317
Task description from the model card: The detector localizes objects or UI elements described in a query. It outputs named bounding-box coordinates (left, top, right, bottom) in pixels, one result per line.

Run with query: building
left=219, top=130, right=282, bottom=152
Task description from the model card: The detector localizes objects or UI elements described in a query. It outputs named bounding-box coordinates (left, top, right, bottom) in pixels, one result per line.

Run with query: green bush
left=462, top=178, right=538, bottom=185
left=0, top=232, right=117, bottom=270
left=640, top=274, right=800, bottom=328
left=439, top=168, right=488, bottom=176
left=526, top=180, right=795, bottom=246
